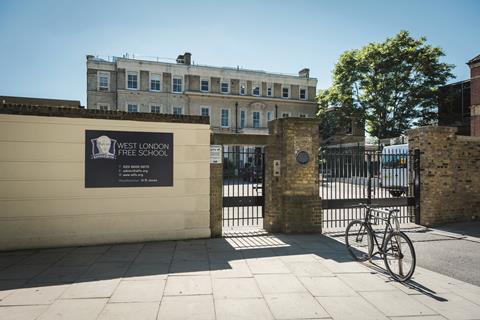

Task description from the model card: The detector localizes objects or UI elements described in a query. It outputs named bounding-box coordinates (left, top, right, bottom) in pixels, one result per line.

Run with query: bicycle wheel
left=345, top=220, right=373, bottom=261
left=383, top=231, right=416, bottom=282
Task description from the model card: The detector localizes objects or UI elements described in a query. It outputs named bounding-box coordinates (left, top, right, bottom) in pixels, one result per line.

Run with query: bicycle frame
left=360, top=206, right=400, bottom=258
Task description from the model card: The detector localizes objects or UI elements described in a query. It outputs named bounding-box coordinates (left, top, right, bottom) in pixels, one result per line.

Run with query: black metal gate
left=222, top=146, right=265, bottom=227
left=319, top=148, right=420, bottom=229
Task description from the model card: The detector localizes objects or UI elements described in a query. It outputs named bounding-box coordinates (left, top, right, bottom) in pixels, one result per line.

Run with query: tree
left=318, top=31, right=455, bottom=140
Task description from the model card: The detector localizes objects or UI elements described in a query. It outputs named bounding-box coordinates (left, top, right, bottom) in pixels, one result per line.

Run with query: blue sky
left=0, top=0, right=478, bottom=106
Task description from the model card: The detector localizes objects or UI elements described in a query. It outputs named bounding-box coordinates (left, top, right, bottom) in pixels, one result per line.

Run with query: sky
left=0, top=0, right=479, bottom=106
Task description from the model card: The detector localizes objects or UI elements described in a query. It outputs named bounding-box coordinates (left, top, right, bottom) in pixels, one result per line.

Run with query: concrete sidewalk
left=1, top=232, right=479, bottom=320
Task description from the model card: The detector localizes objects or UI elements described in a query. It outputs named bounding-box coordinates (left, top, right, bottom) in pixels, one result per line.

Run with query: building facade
left=468, top=54, right=480, bottom=136
left=86, top=52, right=318, bottom=134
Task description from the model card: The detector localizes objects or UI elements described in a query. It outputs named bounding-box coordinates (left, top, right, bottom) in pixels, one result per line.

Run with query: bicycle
left=345, top=203, right=416, bottom=282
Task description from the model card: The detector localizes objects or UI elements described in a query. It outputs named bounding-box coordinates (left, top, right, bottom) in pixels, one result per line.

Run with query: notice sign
left=210, top=145, right=222, bottom=164
left=85, top=130, right=173, bottom=188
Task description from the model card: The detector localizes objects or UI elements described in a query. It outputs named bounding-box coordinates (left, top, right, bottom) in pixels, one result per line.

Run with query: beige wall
left=0, top=114, right=210, bottom=250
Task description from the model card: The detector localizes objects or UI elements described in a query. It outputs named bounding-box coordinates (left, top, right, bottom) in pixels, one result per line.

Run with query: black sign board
left=85, top=130, right=173, bottom=188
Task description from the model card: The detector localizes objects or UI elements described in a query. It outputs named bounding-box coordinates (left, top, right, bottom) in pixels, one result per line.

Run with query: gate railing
left=222, top=146, right=265, bottom=227
left=319, top=148, right=420, bottom=228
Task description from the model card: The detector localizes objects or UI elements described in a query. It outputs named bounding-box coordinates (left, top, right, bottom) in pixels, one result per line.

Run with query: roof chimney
left=298, top=68, right=310, bottom=78
left=176, top=52, right=192, bottom=65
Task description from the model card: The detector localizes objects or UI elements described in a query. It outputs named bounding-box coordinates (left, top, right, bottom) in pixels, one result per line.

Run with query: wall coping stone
left=0, top=103, right=210, bottom=125
left=407, top=126, right=457, bottom=135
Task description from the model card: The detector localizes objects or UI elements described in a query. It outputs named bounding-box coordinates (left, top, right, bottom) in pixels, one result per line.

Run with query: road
left=403, top=222, right=480, bottom=286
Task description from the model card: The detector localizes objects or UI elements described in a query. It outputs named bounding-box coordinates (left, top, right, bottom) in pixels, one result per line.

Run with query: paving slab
left=215, top=298, right=274, bottom=320
left=30, top=266, right=89, bottom=284
left=158, top=295, right=215, bottom=320
left=97, top=302, right=159, bottom=320
left=413, top=292, right=480, bottom=320
left=299, top=276, right=358, bottom=297
left=213, top=277, right=262, bottom=299
left=360, top=290, right=437, bottom=317
left=123, top=263, right=169, bottom=281
left=255, top=274, right=307, bottom=294
left=0, top=264, right=49, bottom=280
left=246, top=257, right=290, bottom=274
left=0, top=305, right=49, bottom=320
left=337, top=273, right=396, bottom=292
left=0, top=284, right=69, bottom=306
left=265, top=292, right=329, bottom=319
left=210, top=260, right=252, bottom=278
left=164, top=275, right=212, bottom=296
left=284, top=261, right=333, bottom=276
left=110, top=279, right=165, bottom=302
left=169, top=260, right=210, bottom=276
left=61, top=279, right=120, bottom=299
left=37, top=298, right=107, bottom=320
left=316, top=296, right=388, bottom=320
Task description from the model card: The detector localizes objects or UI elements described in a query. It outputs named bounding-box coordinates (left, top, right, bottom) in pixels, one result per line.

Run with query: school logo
left=91, top=135, right=117, bottom=159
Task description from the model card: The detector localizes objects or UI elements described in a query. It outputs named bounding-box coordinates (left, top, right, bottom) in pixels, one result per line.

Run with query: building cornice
left=184, top=91, right=318, bottom=105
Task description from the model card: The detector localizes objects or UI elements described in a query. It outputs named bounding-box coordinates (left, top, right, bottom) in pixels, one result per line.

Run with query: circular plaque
left=296, top=151, right=310, bottom=165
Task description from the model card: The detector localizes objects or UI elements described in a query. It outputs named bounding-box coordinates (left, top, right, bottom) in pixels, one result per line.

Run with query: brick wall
left=407, top=126, right=480, bottom=226
left=264, top=118, right=322, bottom=233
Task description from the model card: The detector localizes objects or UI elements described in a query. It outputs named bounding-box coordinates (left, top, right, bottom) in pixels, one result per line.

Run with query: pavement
left=1, top=232, right=480, bottom=320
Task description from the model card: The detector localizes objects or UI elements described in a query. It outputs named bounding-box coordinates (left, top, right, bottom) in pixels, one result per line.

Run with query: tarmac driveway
left=0, top=231, right=480, bottom=319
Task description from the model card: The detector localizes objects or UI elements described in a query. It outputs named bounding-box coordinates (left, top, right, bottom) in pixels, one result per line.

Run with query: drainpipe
left=235, top=101, right=239, bottom=133
left=275, top=104, right=278, bottom=119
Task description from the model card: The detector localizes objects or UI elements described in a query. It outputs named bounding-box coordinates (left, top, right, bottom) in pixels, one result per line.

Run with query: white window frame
left=97, top=71, right=110, bottom=91
left=239, top=81, right=246, bottom=95
left=126, top=71, right=139, bottom=90
left=281, top=85, right=290, bottom=99
left=220, top=80, right=230, bottom=94
left=150, top=73, right=161, bottom=92
left=98, top=103, right=110, bottom=111
left=299, top=113, right=308, bottom=118
left=267, top=111, right=274, bottom=122
left=200, top=78, right=209, bottom=92
left=266, top=83, right=273, bottom=97
left=173, top=106, right=184, bottom=115
left=221, top=108, right=230, bottom=128
left=252, top=111, right=261, bottom=128
left=127, top=103, right=138, bottom=113
left=200, top=106, right=210, bottom=117
left=150, top=104, right=162, bottom=113
left=299, top=87, right=307, bottom=100
left=172, top=75, right=183, bottom=93
left=252, top=82, right=261, bottom=96
left=240, top=109, right=247, bottom=128
left=281, top=112, right=291, bottom=118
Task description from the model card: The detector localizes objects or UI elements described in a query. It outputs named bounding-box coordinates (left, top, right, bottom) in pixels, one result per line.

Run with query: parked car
left=380, top=144, right=408, bottom=197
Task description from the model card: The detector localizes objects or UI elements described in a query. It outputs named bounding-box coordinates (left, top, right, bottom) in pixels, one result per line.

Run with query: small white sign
left=210, top=145, right=222, bottom=164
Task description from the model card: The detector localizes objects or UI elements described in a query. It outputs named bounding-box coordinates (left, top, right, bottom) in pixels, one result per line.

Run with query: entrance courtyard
left=1, top=233, right=479, bottom=320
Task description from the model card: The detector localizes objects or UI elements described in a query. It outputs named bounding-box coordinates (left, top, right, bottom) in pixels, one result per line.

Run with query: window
left=151, top=105, right=162, bottom=113
left=282, top=85, right=290, bottom=98
left=200, top=79, right=209, bottom=92
left=172, top=76, right=183, bottom=93
left=299, top=87, right=307, bottom=100
left=267, top=83, right=273, bottom=97
left=299, top=114, right=307, bottom=118
left=127, top=72, right=138, bottom=90
left=240, top=81, right=246, bottom=95
left=253, top=111, right=261, bottom=128
left=221, top=109, right=229, bottom=127
left=267, top=111, right=274, bottom=122
left=201, top=107, right=210, bottom=117
left=98, top=104, right=109, bottom=111
left=150, top=74, right=161, bottom=91
left=252, top=83, right=260, bottom=96
left=98, top=72, right=109, bottom=91
left=282, top=112, right=290, bottom=118
left=173, top=106, right=183, bottom=115
left=240, top=110, right=246, bottom=128
left=127, top=104, right=138, bottom=112
left=221, top=80, right=229, bottom=94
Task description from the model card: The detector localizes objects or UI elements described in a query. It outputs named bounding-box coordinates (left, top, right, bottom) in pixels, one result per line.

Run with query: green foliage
left=319, top=31, right=455, bottom=139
